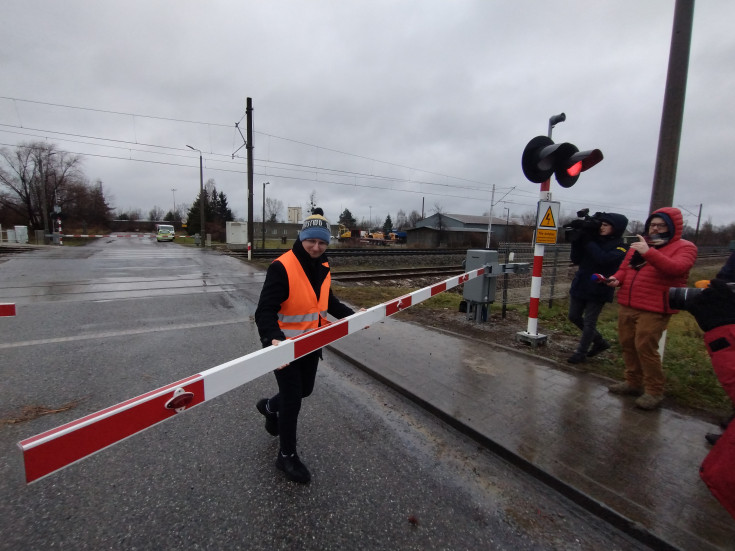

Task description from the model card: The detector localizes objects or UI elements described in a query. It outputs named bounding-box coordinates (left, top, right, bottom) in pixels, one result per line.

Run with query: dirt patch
left=395, top=306, right=581, bottom=367
left=1, top=400, right=80, bottom=425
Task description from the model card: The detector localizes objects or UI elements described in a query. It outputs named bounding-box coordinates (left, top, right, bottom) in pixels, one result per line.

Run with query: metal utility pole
left=39, top=159, right=50, bottom=242
left=261, top=181, right=269, bottom=249
left=650, top=0, right=695, bottom=212
left=186, top=145, right=206, bottom=247
left=485, top=184, right=496, bottom=249
left=171, top=188, right=177, bottom=226
left=246, top=98, right=254, bottom=248
left=678, top=202, right=702, bottom=243
left=502, top=207, right=510, bottom=319
left=545, top=113, right=565, bottom=308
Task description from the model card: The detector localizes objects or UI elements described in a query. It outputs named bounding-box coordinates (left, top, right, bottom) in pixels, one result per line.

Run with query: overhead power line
left=0, top=95, right=542, bottom=211
left=0, top=123, right=519, bottom=198
left=0, top=96, right=232, bottom=128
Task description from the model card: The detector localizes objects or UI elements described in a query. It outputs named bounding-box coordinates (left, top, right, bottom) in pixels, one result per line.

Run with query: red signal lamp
left=522, top=136, right=603, bottom=187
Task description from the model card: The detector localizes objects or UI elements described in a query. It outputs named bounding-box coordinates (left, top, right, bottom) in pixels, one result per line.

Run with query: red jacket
left=612, top=207, right=697, bottom=314
left=700, top=324, right=735, bottom=521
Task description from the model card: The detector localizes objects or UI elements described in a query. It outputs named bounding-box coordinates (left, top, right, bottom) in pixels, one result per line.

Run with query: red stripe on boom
left=386, top=295, right=413, bottom=316
left=293, top=322, right=349, bottom=358
left=20, top=377, right=205, bottom=483
left=431, top=283, right=446, bottom=296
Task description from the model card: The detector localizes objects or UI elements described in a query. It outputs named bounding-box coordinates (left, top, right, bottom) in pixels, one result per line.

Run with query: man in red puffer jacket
left=605, top=207, right=697, bottom=410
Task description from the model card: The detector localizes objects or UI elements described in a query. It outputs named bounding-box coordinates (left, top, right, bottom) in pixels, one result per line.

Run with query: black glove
left=687, top=279, right=735, bottom=332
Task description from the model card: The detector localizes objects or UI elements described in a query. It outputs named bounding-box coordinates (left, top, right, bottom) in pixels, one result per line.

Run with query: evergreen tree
left=217, top=191, right=233, bottom=222
left=382, top=215, right=393, bottom=236
left=338, top=208, right=357, bottom=228
left=186, top=189, right=208, bottom=236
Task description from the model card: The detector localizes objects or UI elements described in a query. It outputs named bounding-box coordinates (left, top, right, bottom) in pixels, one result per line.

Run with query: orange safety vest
left=276, top=250, right=331, bottom=338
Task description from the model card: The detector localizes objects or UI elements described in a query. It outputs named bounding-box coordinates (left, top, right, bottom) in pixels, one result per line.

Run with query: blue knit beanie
left=300, top=213, right=331, bottom=243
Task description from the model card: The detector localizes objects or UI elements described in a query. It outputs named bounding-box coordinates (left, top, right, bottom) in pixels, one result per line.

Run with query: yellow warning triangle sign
left=540, top=207, right=556, bottom=228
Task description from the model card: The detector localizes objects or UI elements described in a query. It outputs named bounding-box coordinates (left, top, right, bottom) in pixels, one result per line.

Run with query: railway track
left=231, top=248, right=470, bottom=259
left=332, top=253, right=730, bottom=283
left=332, top=265, right=464, bottom=282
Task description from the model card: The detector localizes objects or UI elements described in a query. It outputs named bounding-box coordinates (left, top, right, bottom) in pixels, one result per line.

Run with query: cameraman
left=605, top=207, right=697, bottom=410
left=566, top=211, right=629, bottom=364
left=686, top=273, right=735, bottom=520
left=695, top=249, right=735, bottom=445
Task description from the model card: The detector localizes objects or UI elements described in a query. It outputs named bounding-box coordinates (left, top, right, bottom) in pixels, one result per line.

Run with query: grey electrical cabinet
left=463, top=249, right=500, bottom=303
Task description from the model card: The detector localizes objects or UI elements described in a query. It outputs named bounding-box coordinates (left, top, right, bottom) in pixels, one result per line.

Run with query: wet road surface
left=0, top=238, right=698, bottom=548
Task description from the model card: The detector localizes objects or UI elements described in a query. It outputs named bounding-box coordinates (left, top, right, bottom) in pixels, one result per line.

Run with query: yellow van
left=156, top=224, right=175, bottom=242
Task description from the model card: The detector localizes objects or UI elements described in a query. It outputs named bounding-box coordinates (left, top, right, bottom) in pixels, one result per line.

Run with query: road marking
left=0, top=318, right=249, bottom=350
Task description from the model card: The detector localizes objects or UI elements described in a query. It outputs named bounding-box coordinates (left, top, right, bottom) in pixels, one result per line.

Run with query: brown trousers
left=617, top=304, right=672, bottom=395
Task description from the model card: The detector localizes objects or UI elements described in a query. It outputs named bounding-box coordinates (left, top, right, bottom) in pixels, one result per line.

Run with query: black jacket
left=254, top=239, right=354, bottom=348
left=569, top=212, right=629, bottom=302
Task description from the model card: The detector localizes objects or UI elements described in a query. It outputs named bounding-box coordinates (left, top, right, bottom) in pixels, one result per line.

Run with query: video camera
left=564, top=208, right=603, bottom=242
left=669, top=282, right=735, bottom=311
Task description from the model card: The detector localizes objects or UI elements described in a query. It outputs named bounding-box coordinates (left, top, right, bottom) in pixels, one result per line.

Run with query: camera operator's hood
left=646, top=207, right=684, bottom=245
left=596, top=212, right=628, bottom=238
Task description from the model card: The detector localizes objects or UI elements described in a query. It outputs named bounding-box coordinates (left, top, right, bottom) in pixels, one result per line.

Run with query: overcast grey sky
left=2, top=1, right=734, bottom=232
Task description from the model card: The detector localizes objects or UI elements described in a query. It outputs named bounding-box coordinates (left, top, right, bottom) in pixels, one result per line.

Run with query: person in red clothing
left=687, top=276, right=735, bottom=519
left=605, top=207, right=697, bottom=410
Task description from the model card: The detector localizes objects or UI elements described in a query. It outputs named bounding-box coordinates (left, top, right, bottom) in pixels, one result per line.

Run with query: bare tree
left=204, top=178, right=216, bottom=195
left=0, top=142, right=83, bottom=231
left=520, top=210, right=537, bottom=226
left=395, top=209, right=408, bottom=229
left=265, top=197, right=284, bottom=222
left=149, top=206, right=165, bottom=221
left=407, top=210, right=422, bottom=227
left=628, top=220, right=645, bottom=235
left=307, top=190, right=318, bottom=214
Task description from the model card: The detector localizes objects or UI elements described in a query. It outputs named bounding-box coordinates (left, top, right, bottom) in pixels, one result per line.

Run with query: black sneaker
left=256, top=399, right=279, bottom=436
left=567, top=352, right=586, bottom=364
left=276, top=452, right=311, bottom=484
left=587, top=340, right=611, bottom=357
left=705, top=433, right=722, bottom=446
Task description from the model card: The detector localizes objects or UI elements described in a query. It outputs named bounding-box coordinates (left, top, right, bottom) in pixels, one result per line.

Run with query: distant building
left=287, top=207, right=302, bottom=224
left=406, top=213, right=531, bottom=248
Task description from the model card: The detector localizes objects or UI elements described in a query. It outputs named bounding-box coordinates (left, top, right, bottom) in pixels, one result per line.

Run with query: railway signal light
left=522, top=136, right=603, bottom=187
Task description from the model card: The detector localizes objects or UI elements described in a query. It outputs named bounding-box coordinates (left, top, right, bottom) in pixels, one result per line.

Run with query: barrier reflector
left=0, top=303, right=16, bottom=317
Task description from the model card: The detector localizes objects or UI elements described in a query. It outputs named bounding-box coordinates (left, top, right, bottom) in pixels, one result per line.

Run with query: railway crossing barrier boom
left=18, top=265, right=492, bottom=484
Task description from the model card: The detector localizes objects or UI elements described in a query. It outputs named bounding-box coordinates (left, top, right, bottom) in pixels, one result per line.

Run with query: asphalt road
left=0, top=238, right=645, bottom=550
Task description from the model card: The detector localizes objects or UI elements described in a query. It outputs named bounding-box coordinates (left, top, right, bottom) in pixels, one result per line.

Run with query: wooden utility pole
left=247, top=98, right=254, bottom=247
left=650, top=0, right=695, bottom=212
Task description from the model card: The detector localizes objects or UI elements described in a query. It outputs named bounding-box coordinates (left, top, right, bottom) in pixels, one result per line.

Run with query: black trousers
left=568, top=295, right=606, bottom=354
left=269, top=350, right=320, bottom=455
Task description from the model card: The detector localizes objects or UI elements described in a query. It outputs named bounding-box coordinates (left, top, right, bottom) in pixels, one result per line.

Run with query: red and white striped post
left=516, top=180, right=549, bottom=346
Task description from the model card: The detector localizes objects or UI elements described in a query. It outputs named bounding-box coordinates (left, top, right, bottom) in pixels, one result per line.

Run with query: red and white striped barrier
left=0, top=303, right=16, bottom=317
left=18, top=267, right=485, bottom=483
left=60, top=234, right=155, bottom=238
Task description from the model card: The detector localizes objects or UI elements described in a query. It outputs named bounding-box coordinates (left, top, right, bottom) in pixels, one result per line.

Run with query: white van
left=155, top=224, right=175, bottom=242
